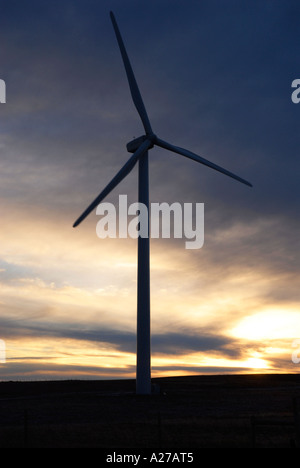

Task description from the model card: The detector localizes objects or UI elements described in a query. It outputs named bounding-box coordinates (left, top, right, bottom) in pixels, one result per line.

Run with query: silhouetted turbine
left=73, top=11, right=252, bottom=395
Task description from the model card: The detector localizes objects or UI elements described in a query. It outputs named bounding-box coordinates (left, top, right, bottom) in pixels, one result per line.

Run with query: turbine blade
left=155, top=137, right=252, bottom=187
left=110, top=11, right=153, bottom=135
left=73, top=139, right=152, bottom=228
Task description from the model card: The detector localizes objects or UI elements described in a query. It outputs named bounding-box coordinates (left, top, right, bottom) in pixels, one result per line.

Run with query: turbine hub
left=127, top=135, right=155, bottom=153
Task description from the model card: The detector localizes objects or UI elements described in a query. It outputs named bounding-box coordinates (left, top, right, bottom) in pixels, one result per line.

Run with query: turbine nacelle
left=127, top=135, right=155, bottom=153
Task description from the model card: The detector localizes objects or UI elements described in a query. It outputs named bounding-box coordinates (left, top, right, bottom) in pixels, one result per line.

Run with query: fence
left=250, top=397, right=300, bottom=448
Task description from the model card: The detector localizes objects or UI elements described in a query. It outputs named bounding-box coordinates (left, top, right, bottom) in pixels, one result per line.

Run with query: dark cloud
left=0, top=360, right=134, bottom=381
left=152, top=332, right=240, bottom=357
left=0, top=312, right=239, bottom=358
left=1, top=0, right=299, bottom=248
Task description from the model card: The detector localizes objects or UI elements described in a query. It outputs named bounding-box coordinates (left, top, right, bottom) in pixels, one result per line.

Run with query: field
left=1, top=373, right=300, bottom=448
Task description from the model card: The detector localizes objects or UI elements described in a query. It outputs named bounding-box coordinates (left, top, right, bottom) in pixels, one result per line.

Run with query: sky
left=1, top=0, right=300, bottom=381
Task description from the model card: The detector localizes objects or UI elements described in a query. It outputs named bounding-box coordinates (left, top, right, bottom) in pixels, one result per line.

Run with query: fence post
left=250, top=416, right=256, bottom=448
left=158, top=412, right=162, bottom=448
left=24, top=408, right=28, bottom=448
left=293, top=397, right=300, bottom=447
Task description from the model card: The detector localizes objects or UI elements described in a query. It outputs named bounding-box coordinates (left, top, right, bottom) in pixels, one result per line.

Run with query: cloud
left=0, top=306, right=237, bottom=358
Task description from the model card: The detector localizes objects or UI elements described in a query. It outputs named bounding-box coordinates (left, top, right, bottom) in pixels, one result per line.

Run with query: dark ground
left=1, top=373, right=300, bottom=448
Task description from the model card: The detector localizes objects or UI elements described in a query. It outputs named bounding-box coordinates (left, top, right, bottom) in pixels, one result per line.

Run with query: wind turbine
left=73, top=11, right=252, bottom=395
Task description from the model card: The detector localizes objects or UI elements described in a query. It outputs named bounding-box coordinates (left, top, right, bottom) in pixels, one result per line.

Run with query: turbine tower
left=73, top=11, right=252, bottom=395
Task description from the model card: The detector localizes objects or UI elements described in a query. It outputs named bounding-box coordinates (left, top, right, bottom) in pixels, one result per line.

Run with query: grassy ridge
left=0, top=374, right=299, bottom=447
